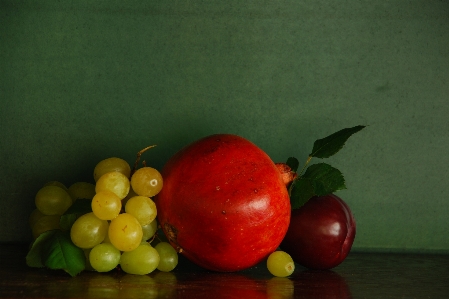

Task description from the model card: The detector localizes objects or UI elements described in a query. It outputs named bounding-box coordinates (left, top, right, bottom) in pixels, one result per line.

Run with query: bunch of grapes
left=29, top=152, right=178, bottom=275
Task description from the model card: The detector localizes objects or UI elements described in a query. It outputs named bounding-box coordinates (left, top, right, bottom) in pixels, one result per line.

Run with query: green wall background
left=1, top=1, right=448, bottom=253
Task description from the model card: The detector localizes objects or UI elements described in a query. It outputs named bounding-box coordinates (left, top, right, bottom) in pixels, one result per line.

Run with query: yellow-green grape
left=125, top=196, right=157, bottom=226
left=89, top=243, right=121, bottom=272
left=130, top=167, right=163, bottom=197
left=108, top=213, right=143, bottom=252
left=122, top=187, right=138, bottom=208
left=29, top=208, right=45, bottom=228
left=154, top=242, right=178, bottom=272
left=95, top=172, right=130, bottom=200
left=103, top=228, right=111, bottom=243
left=83, top=248, right=95, bottom=271
left=267, top=251, right=295, bottom=277
left=91, top=191, right=122, bottom=220
left=44, top=181, right=68, bottom=191
left=94, top=157, right=131, bottom=182
left=70, top=212, right=109, bottom=249
left=68, top=182, right=96, bottom=202
left=35, top=185, right=73, bottom=215
left=120, top=243, right=160, bottom=275
left=31, top=215, right=61, bottom=239
left=141, top=219, right=158, bottom=242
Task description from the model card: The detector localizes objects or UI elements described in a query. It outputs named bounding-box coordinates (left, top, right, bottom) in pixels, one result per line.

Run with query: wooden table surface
left=1, top=244, right=448, bottom=298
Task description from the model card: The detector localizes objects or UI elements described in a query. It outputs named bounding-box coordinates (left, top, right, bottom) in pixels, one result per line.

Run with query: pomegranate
left=155, top=134, right=291, bottom=272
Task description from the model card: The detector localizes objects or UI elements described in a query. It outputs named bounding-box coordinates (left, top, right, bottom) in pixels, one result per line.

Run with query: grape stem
left=131, top=145, right=157, bottom=176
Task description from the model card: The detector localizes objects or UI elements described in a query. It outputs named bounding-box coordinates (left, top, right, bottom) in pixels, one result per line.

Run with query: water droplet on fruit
left=222, top=210, right=226, bottom=214
left=216, top=186, right=220, bottom=190
left=254, top=189, right=258, bottom=193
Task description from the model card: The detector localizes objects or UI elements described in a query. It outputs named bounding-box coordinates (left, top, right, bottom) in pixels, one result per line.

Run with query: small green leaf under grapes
left=310, top=125, right=365, bottom=158
left=26, top=230, right=58, bottom=268
left=286, top=157, right=300, bottom=172
left=289, top=178, right=315, bottom=209
left=41, top=230, right=85, bottom=277
left=302, top=163, right=346, bottom=196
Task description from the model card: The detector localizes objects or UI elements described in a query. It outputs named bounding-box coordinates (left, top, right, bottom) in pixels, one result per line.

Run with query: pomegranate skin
left=280, top=194, right=356, bottom=270
left=155, top=134, right=291, bottom=272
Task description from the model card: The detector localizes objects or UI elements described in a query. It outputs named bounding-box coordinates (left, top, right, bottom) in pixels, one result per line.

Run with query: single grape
left=122, top=187, right=138, bottom=208
left=89, top=243, right=121, bottom=272
left=95, top=172, right=130, bottom=200
left=83, top=248, right=95, bottom=271
left=141, top=219, right=158, bottom=242
left=130, top=167, right=163, bottom=197
left=154, top=242, right=178, bottom=272
left=35, top=185, right=73, bottom=215
left=44, top=181, right=68, bottom=191
left=68, top=182, right=96, bottom=202
left=267, top=251, right=295, bottom=277
left=94, top=157, right=131, bottom=182
left=125, top=196, right=157, bottom=226
left=108, top=213, right=143, bottom=252
left=31, top=214, right=61, bottom=239
left=91, top=191, right=122, bottom=220
left=70, top=212, right=109, bottom=249
left=120, top=243, right=160, bottom=275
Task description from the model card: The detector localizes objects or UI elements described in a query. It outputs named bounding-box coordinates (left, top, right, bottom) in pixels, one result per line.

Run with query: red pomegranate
left=155, top=134, right=291, bottom=272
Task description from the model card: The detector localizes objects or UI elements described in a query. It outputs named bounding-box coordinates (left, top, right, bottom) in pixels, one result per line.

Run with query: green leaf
left=26, top=230, right=58, bottom=268
left=60, top=198, right=92, bottom=230
left=302, top=163, right=346, bottom=196
left=286, top=157, right=300, bottom=172
left=310, top=125, right=365, bottom=158
left=289, top=178, right=315, bottom=209
left=41, top=230, right=85, bottom=277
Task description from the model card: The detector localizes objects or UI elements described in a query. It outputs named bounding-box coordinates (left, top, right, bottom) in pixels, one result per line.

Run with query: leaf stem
left=297, top=156, right=312, bottom=177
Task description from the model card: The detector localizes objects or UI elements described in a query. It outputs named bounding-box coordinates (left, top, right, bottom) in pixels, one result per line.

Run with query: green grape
left=108, top=213, right=143, bottom=252
left=91, top=191, right=122, bottom=220
left=95, top=172, right=130, bottom=200
left=31, top=214, right=60, bottom=239
left=70, top=212, right=109, bottom=249
left=83, top=248, right=95, bottom=271
left=141, top=219, right=158, bottom=242
left=120, top=243, right=160, bottom=275
left=130, top=167, right=163, bottom=197
left=35, top=185, right=73, bottom=215
left=94, top=157, right=131, bottom=182
left=267, top=251, right=295, bottom=277
left=122, top=187, right=138, bottom=208
left=29, top=208, right=45, bottom=228
left=154, top=242, right=178, bottom=272
left=68, top=182, right=96, bottom=202
left=125, top=196, right=157, bottom=226
left=89, top=243, right=121, bottom=272
left=44, top=181, right=68, bottom=191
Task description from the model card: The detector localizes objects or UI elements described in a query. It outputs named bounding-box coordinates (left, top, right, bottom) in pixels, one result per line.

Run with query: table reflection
left=292, top=270, right=352, bottom=299
left=21, top=264, right=351, bottom=298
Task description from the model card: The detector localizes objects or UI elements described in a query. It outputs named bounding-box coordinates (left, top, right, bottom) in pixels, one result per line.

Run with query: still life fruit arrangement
left=26, top=126, right=365, bottom=278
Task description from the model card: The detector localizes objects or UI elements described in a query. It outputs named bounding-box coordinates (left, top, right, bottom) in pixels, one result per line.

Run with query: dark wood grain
left=1, top=244, right=448, bottom=298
